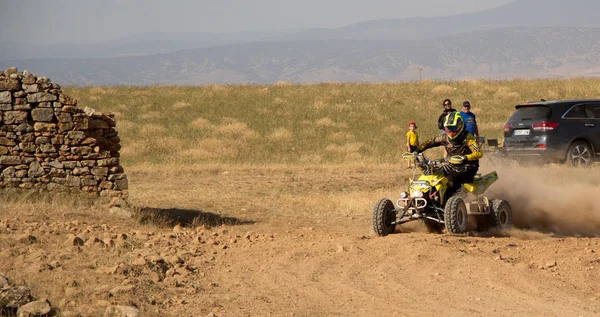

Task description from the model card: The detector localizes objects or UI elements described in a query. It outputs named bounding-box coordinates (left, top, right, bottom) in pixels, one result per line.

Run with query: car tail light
left=503, top=123, right=511, bottom=132
left=535, top=144, right=547, bottom=149
left=532, top=121, right=559, bottom=131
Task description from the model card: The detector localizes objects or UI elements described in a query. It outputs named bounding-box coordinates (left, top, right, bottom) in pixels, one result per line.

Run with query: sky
left=0, top=0, right=515, bottom=45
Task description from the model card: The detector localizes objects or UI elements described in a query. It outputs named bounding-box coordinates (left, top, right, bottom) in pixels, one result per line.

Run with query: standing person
left=406, top=121, right=419, bottom=168
left=437, top=99, right=455, bottom=132
left=437, top=99, right=455, bottom=157
left=460, top=100, right=479, bottom=139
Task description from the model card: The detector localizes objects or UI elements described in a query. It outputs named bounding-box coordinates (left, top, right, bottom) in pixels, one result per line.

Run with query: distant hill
left=2, top=27, right=600, bottom=85
left=0, top=30, right=300, bottom=61
left=2, top=0, right=600, bottom=84
left=2, top=0, right=599, bottom=61
left=281, top=0, right=600, bottom=41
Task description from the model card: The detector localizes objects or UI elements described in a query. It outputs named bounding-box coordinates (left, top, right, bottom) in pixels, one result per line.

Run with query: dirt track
left=1, top=163, right=600, bottom=316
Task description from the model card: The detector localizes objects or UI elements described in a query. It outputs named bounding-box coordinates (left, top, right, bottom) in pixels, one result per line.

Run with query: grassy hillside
left=63, top=78, right=600, bottom=166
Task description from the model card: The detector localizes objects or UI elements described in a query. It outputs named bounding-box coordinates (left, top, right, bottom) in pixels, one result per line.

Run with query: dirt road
left=1, top=163, right=599, bottom=316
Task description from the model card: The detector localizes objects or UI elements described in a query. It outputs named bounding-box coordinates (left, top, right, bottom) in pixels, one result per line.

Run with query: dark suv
left=500, top=99, right=600, bottom=166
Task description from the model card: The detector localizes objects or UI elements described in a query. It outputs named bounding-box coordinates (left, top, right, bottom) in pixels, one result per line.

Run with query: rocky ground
left=0, top=164, right=599, bottom=316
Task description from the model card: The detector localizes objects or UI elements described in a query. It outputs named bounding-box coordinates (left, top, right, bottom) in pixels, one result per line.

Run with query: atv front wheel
left=372, top=198, right=396, bottom=236
left=490, top=199, right=512, bottom=229
left=444, top=196, right=468, bottom=234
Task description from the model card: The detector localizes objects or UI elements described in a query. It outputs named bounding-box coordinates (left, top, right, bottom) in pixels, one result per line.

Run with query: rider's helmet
left=443, top=111, right=465, bottom=140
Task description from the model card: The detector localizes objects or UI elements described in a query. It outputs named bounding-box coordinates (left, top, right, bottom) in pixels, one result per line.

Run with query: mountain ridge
left=2, top=26, right=599, bottom=85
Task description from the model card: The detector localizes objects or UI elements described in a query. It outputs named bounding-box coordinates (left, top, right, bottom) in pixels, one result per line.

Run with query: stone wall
left=0, top=67, right=127, bottom=200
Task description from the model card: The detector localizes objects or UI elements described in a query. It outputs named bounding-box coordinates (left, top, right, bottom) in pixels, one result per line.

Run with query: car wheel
left=566, top=141, right=593, bottom=167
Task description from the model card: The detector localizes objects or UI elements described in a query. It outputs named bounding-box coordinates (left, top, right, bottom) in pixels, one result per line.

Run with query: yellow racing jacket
left=417, top=132, right=482, bottom=165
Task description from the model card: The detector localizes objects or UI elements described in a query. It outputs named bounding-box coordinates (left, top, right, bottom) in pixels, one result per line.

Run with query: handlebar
left=402, top=152, right=460, bottom=174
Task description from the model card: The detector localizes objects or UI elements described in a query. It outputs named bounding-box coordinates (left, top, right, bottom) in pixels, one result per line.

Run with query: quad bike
left=372, top=152, right=512, bottom=236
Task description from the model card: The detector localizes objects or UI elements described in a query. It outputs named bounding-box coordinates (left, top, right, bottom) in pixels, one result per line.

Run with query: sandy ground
left=1, top=162, right=599, bottom=316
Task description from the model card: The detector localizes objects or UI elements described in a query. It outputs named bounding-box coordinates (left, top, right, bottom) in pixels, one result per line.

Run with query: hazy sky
left=1, top=0, right=515, bottom=45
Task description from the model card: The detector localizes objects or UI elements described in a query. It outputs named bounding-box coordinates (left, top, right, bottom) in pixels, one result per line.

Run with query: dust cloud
left=482, top=159, right=600, bottom=237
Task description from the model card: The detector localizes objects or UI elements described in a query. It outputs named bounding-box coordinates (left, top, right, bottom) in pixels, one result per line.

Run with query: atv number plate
left=513, top=129, right=530, bottom=136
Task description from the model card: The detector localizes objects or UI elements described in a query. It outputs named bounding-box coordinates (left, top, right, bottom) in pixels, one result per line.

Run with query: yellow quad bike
left=372, top=152, right=512, bottom=236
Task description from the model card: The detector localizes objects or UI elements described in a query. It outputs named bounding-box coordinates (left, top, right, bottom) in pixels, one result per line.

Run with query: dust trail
left=482, top=159, right=600, bottom=237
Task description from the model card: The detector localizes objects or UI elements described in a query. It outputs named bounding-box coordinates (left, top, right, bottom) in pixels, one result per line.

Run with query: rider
left=415, top=111, right=482, bottom=200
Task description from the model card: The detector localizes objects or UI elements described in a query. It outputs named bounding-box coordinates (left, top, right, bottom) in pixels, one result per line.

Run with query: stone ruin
left=0, top=67, right=127, bottom=202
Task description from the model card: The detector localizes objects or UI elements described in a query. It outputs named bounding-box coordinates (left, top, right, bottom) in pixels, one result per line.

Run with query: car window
left=585, top=104, right=600, bottom=118
left=510, top=106, right=552, bottom=121
left=563, top=105, right=587, bottom=118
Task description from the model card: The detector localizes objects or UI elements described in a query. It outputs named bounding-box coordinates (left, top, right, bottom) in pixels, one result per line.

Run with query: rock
left=0, top=274, right=9, bottom=288
left=16, top=234, right=38, bottom=245
left=544, top=260, right=557, bottom=269
left=22, top=84, right=39, bottom=93
left=114, top=178, right=128, bottom=190
left=27, top=92, right=57, bottom=103
left=0, top=285, right=31, bottom=308
left=72, top=167, right=89, bottom=176
left=57, top=112, right=72, bottom=123
left=83, top=107, right=96, bottom=116
left=109, top=207, right=132, bottom=219
left=4, top=67, right=18, bottom=75
left=33, top=122, right=56, bottom=132
left=84, top=237, right=104, bottom=248
left=67, top=235, right=85, bottom=246
left=4, top=111, right=28, bottom=124
left=16, top=298, right=52, bottom=317
left=103, top=305, right=139, bottom=317
left=92, top=167, right=109, bottom=176
left=173, top=224, right=185, bottom=233
left=97, top=158, right=119, bottom=167
left=109, top=197, right=126, bottom=208
left=0, top=91, right=11, bottom=103
left=31, top=108, right=55, bottom=122
left=66, top=131, right=85, bottom=140
left=166, top=255, right=184, bottom=266
left=0, top=155, right=22, bottom=165
left=109, top=285, right=135, bottom=297
left=28, top=160, right=44, bottom=178
left=65, top=175, right=81, bottom=188
left=0, top=77, right=21, bottom=91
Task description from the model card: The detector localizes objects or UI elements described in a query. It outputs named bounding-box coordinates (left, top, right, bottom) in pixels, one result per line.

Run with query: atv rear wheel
left=444, top=196, right=468, bottom=234
left=372, top=198, right=396, bottom=236
left=490, top=199, right=512, bottom=229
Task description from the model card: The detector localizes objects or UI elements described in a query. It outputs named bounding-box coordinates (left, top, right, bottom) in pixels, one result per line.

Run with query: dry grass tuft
left=189, top=117, right=212, bottom=130
left=328, top=132, right=355, bottom=143
left=215, top=122, right=259, bottom=140
left=431, top=84, right=454, bottom=95
left=325, top=142, right=364, bottom=154
left=268, top=128, right=293, bottom=141
left=172, top=101, right=192, bottom=110
left=315, top=117, right=348, bottom=128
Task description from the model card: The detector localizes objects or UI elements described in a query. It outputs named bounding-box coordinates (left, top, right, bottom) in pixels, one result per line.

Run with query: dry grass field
left=63, top=78, right=600, bottom=165
left=1, top=79, right=600, bottom=316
